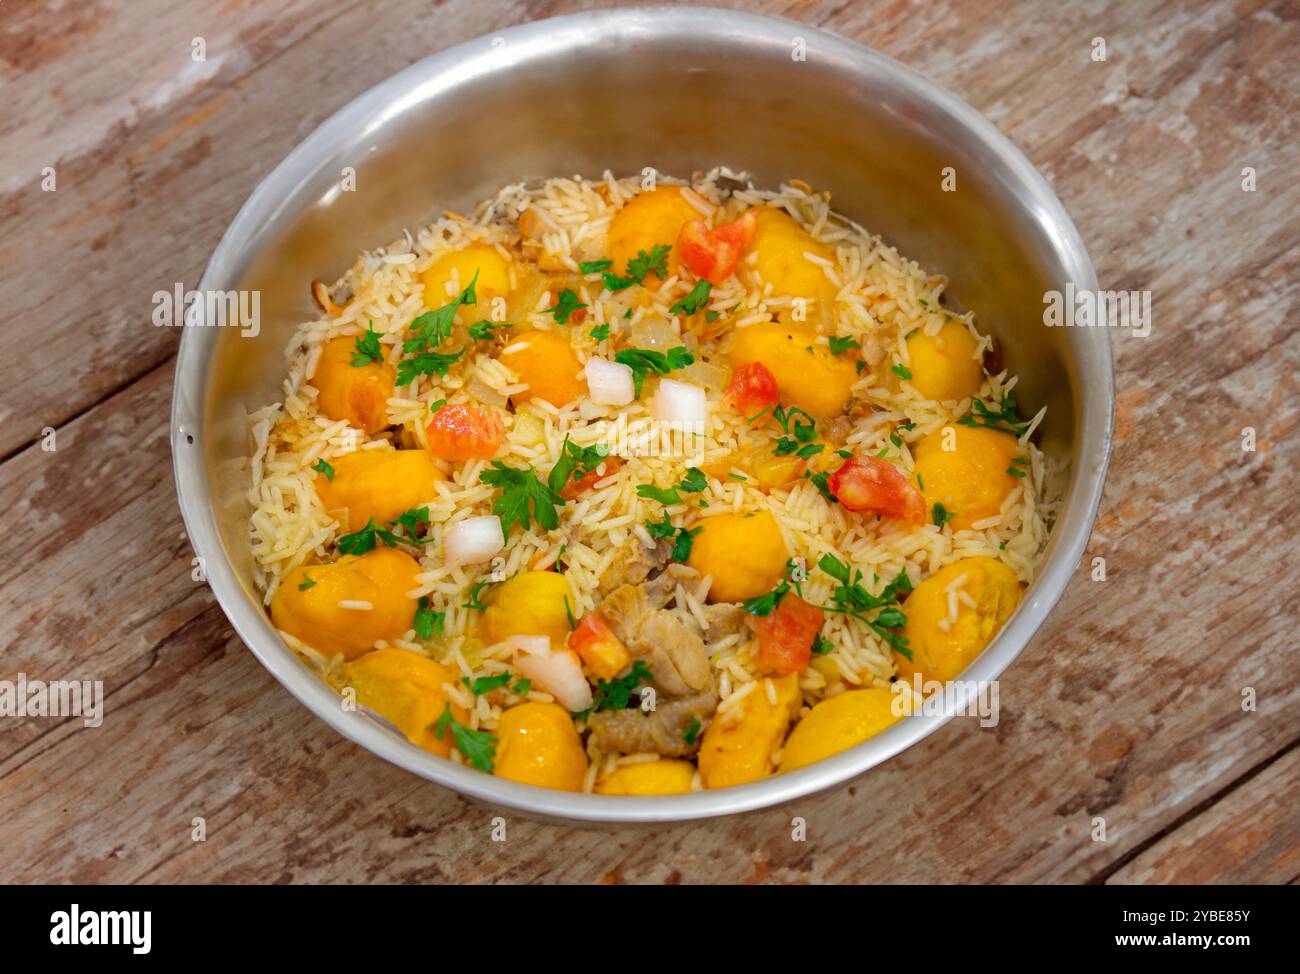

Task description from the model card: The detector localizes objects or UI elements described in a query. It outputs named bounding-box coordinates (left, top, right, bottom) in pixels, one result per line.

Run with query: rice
left=246, top=167, right=1062, bottom=784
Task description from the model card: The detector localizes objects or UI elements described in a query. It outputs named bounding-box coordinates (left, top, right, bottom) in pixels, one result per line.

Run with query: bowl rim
left=172, top=4, right=1112, bottom=823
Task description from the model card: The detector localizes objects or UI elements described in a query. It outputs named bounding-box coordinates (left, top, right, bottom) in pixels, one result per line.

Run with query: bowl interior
left=175, top=7, right=1108, bottom=821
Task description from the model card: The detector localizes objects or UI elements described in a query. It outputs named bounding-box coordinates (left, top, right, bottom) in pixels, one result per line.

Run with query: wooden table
left=1, top=0, right=1295, bottom=884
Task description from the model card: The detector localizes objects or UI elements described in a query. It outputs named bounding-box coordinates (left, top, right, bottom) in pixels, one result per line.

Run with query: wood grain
left=0, top=0, right=1296, bottom=883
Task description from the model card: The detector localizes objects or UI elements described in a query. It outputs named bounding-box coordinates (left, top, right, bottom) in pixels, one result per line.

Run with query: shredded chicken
left=597, top=583, right=712, bottom=697
left=587, top=690, right=716, bottom=758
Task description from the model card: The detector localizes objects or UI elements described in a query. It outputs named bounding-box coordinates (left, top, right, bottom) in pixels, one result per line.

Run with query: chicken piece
left=600, top=538, right=671, bottom=590
left=597, top=584, right=712, bottom=697
left=700, top=601, right=747, bottom=639
left=587, top=690, right=717, bottom=758
left=642, top=563, right=705, bottom=609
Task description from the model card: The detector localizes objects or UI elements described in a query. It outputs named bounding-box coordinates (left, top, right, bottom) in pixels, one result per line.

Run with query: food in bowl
left=248, top=169, right=1059, bottom=794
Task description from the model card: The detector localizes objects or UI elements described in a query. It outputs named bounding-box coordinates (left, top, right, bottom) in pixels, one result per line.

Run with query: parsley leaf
left=405, top=270, right=478, bottom=354
left=828, top=336, right=860, bottom=355
left=350, top=322, right=385, bottom=366
left=637, top=483, right=682, bottom=505
left=393, top=506, right=430, bottom=542
left=547, top=436, right=610, bottom=494
left=626, top=244, right=671, bottom=282
left=957, top=390, right=1030, bottom=436
left=463, top=579, right=492, bottom=612
left=614, top=346, right=695, bottom=397
left=816, top=555, right=913, bottom=659
left=298, top=574, right=316, bottom=591
left=463, top=672, right=513, bottom=696
left=578, top=259, right=613, bottom=274
left=544, top=288, right=587, bottom=324
left=588, top=660, right=653, bottom=714
left=396, top=349, right=464, bottom=387
left=670, top=524, right=702, bottom=562
left=678, top=467, right=707, bottom=493
left=480, top=461, right=565, bottom=534
left=683, top=716, right=702, bottom=746
left=932, top=502, right=953, bottom=529
left=812, top=633, right=834, bottom=655
left=743, top=581, right=791, bottom=617
left=669, top=279, right=712, bottom=316
left=589, top=323, right=610, bottom=341
left=311, top=458, right=335, bottom=481
left=336, top=517, right=405, bottom=555
left=412, top=597, right=444, bottom=639
left=645, top=510, right=676, bottom=540
left=431, top=703, right=496, bottom=772
left=468, top=319, right=507, bottom=341
left=891, top=363, right=913, bottom=381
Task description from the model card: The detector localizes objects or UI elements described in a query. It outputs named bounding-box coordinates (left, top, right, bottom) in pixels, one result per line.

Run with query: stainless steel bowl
left=172, top=6, right=1111, bottom=822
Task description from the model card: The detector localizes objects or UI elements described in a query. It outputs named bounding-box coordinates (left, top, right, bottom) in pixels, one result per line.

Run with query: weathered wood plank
left=1103, top=746, right=1300, bottom=885
left=0, top=0, right=1297, bottom=884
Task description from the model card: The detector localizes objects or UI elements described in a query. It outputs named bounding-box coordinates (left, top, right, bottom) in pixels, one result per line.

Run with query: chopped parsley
left=683, top=716, right=702, bottom=746
left=578, top=258, right=613, bottom=274
left=669, top=279, right=712, bottom=316
left=463, top=672, right=513, bottom=695
left=392, top=506, right=430, bottom=542
left=350, top=322, right=385, bottom=366
left=311, top=458, right=335, bottom=480
left=405, top=270, right=477, bottom=354
left=412, top=597, right=444, bottom=639
left=670, top=524, right=702, bottom=562
left=828, top=336, right=861, bottom=355
left=396, top=349, right=464, bottom=387
left=463, top=579, right=492, bottom=612
left=891, top=363, right=913, bottom=381
left=589, top=323, right=610, bottom=341
left=817, top=554, right=913, bottom=658
left=544, top=288, right=587, bottom=324
left=812, top=633, right=834, bottom=655
left=636, top=466, right=707, bottom=506
left=428, top=398, right=447, bottom=414
left=645, top=510, right=676, bottom=540
left=705, top=310, right=720, bottom=323
left=564, top=595, right=577, bottom=631
left=431, top=703, right=496, bottom=772
left=958, top=390, right=1030, bottom=436
left=614, top=346, right=695, bottom=398
left=479, top=461, right=565, bottom=534
left=602, top=244, right=671, bottom=291
left=468, top=319, right=506, bottom=341
left=336, top=517, right=405, bottom=556
left=743, top=580, right=791, bottom=617
left=583, top=659, right=653, bottom=715
left=298, top=575, right=316, bottom=591
left=547, top=436, right=610, bottom=494
left=932, top=502, right=953, bottom=529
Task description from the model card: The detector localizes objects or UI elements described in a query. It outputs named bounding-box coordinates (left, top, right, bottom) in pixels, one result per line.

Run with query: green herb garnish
left=614, top=346, right=695, bottom=398
left=544, top=288, right=587, bottom=324
left=431, top=704, right=496, bottom=772
left=350, top=322, right=385, bottom=366
left=311, top=458, right=335, bottom=480
left=480, top=462, right=565, bottom=534
left=589, top=323, right=610, bottom=341
left=828, top=336, right=860, bottom=355
left=336, top=517, right=405, bottom=556
left=669, top=280, right=712, bottom=316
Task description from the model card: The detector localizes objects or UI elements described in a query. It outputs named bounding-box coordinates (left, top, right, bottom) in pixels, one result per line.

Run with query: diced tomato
left=724, top=362, right=780, bottom=422
left=426, top=403, right=504, bottom=461
left=826, top=455, right=926, bottom=523
left=568, top=613, right=632, bottom=681
left=559, top=456, right=623, bottom=500
left=752, top=594, right=824, bottom=676
left=676, top=210, right=758, bottom=285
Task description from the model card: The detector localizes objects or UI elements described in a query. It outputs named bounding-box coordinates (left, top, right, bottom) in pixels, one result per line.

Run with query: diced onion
left=511, top=637, right=594, bottom=712
left=444, top=515, right=504, bottom=568
left=584, top=358, right=635, bottom=406
left=651, top=378, right=708, bottom=427
left=628, top=316, right=678, bottom=349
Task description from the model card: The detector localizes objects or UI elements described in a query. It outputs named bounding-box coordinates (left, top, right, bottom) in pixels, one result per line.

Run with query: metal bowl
left=172, top=6, right=1111, bottom=822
